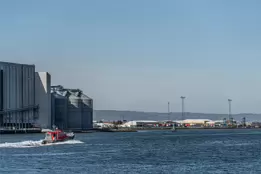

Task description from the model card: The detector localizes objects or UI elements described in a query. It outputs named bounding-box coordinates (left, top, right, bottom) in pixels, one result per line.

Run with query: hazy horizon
left=95, top=109, right=260, bottom=115
left=1, top=0, right=261, bottom=113
left=93, top=110, right=261, bottom=122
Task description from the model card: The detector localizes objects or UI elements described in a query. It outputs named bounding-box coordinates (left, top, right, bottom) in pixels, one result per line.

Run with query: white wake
left=0, top=139, right=83, bottom=148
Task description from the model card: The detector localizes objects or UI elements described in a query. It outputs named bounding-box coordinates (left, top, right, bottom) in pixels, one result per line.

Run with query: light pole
left=228, top=99, right=232, bottom=124
left=168, top=102, right=170, bottom=121
left=181, top=96, right=186, bottom=120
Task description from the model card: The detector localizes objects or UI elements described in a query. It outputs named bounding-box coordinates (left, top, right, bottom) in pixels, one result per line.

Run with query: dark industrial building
left=51, top=85, right=93, bottom=130
left=0, top=61, right=93, bottom=132
left=0, top=61, right=39, bottom=129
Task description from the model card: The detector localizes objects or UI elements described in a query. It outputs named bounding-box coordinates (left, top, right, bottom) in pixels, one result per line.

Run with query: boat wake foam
left=0, top=140, right=83, bottom=148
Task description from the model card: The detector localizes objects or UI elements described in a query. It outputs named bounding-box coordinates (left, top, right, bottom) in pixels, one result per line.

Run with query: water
left=1, top=129, right=261, bottom=174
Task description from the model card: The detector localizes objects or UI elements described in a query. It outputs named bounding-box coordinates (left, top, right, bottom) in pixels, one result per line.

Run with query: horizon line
left=94, top=109, right=259, bottom=115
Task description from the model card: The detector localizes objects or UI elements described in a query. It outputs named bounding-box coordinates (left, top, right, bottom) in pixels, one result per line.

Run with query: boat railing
left=66, top=132, right=74, bottom=136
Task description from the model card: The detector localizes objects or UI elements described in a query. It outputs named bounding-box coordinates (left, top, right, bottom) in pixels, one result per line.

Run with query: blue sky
left=1, top=0, right=261, bottom=113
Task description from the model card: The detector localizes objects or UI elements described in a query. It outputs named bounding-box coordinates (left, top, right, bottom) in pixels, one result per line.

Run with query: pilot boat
left=41, top=129, right=75, bottom=144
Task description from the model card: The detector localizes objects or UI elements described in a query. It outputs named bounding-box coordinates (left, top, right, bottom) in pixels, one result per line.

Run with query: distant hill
left=94, top=110, right=261, bottom=122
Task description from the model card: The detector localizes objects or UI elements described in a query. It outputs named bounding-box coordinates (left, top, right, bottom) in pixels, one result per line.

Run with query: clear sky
left=1, top=0, right=261, bottom=113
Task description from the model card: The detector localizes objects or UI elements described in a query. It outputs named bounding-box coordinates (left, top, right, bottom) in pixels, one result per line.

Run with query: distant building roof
left=130, top=120, right=158, bottom=123
left=121, top=120, right=158, bottom=127
left=182, top=119, right=213, bottom=124
left=51, top=85, right=92, bottom=100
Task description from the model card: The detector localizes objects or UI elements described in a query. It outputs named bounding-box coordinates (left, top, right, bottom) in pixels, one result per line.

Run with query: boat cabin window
left=45, top=133, right=52, bottom=140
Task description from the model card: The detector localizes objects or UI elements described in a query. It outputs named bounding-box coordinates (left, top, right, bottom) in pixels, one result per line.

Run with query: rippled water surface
left=1, top=129, right=261, bottom=174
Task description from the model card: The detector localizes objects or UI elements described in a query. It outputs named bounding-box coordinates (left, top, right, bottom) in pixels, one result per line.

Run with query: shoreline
left=1, top=127, right=261, bottom=134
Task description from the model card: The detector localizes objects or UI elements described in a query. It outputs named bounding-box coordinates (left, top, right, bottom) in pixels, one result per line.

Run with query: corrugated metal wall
left=0, top=61, right=37, bottom=128
left=51, top=86, right=93, bottom=130
left=68, top=97, right=82, bottom=129
left=52, top=93, right=68, bottom=129
left=82, top=98, right=93, bottom=129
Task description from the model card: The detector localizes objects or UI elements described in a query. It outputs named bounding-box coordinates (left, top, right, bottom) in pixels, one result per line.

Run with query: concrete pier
left=0, top=128, right=42, bottom=134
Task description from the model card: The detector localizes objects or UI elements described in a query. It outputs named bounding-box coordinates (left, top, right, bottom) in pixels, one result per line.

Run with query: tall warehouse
left=35, top=72, right=51, bottom=128
left=51, top=85, right=93, bottom=130
left=0, top=61, right=38, bottom=129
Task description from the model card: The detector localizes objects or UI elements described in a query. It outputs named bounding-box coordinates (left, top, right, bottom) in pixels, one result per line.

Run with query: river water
left=1, top=129, right=261, bottom=174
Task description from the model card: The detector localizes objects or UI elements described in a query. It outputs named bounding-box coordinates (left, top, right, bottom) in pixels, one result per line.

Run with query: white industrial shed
left=120, top=120, right=158, bottom=127
left=182, top=119, right=213, bottom=124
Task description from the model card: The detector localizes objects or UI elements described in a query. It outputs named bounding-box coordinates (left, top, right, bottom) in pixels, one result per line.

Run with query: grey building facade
left=35, top=72, right=51, bottom=128
left=0, top=61, right=38, bottom=128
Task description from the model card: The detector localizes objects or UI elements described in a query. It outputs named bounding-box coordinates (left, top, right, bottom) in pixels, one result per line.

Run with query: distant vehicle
left=41, top=128, right=75, bottom=144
